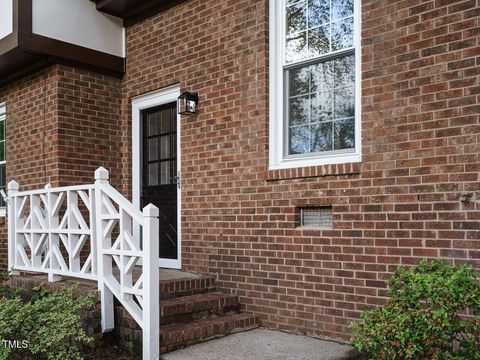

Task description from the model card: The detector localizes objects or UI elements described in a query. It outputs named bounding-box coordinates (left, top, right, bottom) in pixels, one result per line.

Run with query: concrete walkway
left=162, top=328, right=360, bottom=360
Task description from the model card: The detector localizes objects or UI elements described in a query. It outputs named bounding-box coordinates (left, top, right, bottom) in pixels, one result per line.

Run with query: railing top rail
left=13, top=184, right=95, bottom=197
left=100, top=182, right=143, bottom=224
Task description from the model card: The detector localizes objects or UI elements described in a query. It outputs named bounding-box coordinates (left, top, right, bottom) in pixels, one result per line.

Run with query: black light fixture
left=177, top=92, right=198, bottom=115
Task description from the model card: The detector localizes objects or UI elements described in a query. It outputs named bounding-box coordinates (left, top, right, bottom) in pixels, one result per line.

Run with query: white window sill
left=269, top=152, right=362, bottom=171
left=295, top=225, right=333, bottom=231
left=0, top=208, right=6, bottom=217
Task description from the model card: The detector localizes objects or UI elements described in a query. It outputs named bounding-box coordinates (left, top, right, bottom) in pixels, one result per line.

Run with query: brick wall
left=56, top=65, right=123, bottom=188
left=0, top=67, right=59, bottom=268
left=0, top=65, right=122, bottom=269
left=122, top=0, right=480, bottom=341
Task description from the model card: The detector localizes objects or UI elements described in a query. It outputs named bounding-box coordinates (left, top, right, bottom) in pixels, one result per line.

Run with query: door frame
left=132, top=85, right=181, bottom=269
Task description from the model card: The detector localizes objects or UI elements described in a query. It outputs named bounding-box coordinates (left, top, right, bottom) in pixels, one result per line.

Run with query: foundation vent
left=299, top=206, right=333, bottom=228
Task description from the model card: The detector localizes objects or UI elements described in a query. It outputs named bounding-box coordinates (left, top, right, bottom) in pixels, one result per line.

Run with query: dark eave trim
left=24, top=34, right=125, bottom=75
left=123, top=0, right=188, bottom=27
left=0, top=56, right=54, bottom=87
left=93, top=0, right=124, bottom=18
left=94, top=0, right=188, bottom=27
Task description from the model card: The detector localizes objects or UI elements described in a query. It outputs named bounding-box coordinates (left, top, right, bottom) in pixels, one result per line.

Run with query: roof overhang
left=0, top=0, right=125, bottom=87
left=93, top=0, right=188, bottom=27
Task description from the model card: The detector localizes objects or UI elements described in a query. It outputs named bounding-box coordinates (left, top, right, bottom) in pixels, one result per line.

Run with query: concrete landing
left=159, top=268, right=199, bottom=281
left=161, top=328, right=360, bottom=360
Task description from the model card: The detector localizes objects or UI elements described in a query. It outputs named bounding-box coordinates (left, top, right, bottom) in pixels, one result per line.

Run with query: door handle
left=170, top=174, right=181, bottom=189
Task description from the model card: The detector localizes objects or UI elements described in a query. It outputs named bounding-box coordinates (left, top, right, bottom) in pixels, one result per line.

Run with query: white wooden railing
left=7, top=167, right=159, bottom=360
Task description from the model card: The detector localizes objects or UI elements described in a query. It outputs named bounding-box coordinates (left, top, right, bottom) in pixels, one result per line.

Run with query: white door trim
left=132, top=85, right=182, bottom=269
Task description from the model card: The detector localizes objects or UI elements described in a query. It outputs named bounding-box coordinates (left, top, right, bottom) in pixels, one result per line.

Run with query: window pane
left=285, top=0, right=355, bottom=64
left=311, top=61, right=334, bottom=93
left=286, top=32, right=307, bottom=63
left=309, top=25, right=331, bottom=57
left=334, top=118, right=355, bottom=150
left=286, top=2, right=307, bottom=36
left=0, top=141, right=5, bottom=162
left=160, top=135, right=171, bottom=159
left=290, top=126, right=310, bottom=154
left=148, top=163, right=159, bottom=186
left=332, top=0, right=354, bottom=21
left=311, top=92, right=333, bottom=122
left=147, top=112, right=160, bottom=136
left=334, top=86, right=355, bottom=119
left=160, top=162, right=170, bottom=185
left=289, top=96, right=310, bottom=126
left=311, top=122, right=333, bottom=152
left=308, top=0, right=329, bottom=27
left=148, top=138, right=159, bottom=161
left=0, top=121, right=4, bottom=142
left=289, top=67, right=310, bottom=97
left=287, top=55, right=355, bottom=156
left=160, top=109, right=171, bottom=134
left=331, top=17, right=354, bottom=51
left=334, top=55, right=355, bottom=88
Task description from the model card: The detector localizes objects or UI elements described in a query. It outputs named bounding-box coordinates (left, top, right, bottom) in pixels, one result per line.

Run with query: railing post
left=46, top=183, right=62, bottom=282
left=142, top=204, right=160, bottom=360
left=7, top=180, right=20, bottom=276
left=94, top=167, right=115, bottom=332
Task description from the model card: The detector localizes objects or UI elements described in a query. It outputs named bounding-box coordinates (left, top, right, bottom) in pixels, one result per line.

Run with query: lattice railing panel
left=10, top=185, right=96, bottom=281
left=7, top=168, right=160, bottom=359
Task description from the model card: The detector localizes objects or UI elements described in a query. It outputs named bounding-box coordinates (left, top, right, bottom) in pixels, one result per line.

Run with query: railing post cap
left=45, top=183, right=52, bottom=189
left=7, top=180, right=19, bottom=191
left=143, top=203, right=159, bottom=217
left=95, top=167, right=109, bottom=181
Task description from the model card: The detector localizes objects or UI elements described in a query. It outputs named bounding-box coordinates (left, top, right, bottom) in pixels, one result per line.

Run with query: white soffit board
left=32, top=0, right=125, bottom=57
left=0, top=0, right=13, bottom=40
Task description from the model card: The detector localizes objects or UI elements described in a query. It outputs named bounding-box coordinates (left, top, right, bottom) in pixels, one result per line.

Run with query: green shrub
left=352, top=259, right=480, bottom=360
left=0, top=285, right=94, bottom=360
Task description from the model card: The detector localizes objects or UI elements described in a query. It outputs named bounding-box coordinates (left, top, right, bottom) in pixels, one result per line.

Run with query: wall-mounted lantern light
left=177, top=92, right=198, bottom=115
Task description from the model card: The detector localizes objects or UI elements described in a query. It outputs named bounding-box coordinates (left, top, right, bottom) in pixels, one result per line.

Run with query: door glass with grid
left=141, top=103, right=178, bottom=260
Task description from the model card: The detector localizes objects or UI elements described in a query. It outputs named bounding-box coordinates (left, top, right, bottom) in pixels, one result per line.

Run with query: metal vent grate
left=299, top=206, right=333, bottom=228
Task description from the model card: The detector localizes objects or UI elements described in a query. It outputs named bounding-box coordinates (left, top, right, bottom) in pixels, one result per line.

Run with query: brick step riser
left=160, top=314, right=260, bottom=353
left=116, top=303, right=241, bottom=329
left=161, top=305, right=240, bottom=326
left=160, top=277, right=217, bottom=300
left=160, top=294, right=239, bottom=318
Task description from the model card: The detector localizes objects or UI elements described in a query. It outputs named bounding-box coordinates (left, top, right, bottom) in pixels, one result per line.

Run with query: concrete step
left=160, top=275, right=217, bottom=300
left=160, top=313, right=259, bottom=354
left=160, top=292, right=239, bottom=325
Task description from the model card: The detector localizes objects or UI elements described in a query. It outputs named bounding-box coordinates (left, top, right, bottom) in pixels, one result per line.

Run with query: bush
left=0, top=284, right=94, bottom=360
left=352, top=259, right=480, bottom=360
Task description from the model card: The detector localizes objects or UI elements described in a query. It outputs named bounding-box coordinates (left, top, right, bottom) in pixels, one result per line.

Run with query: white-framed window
left=0, top=103, right=5, bottom=211
left=269, top=0, right=362, bottom=170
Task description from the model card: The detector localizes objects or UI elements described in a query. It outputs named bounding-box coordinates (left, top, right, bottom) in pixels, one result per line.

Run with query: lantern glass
left=178, top=92, right=198, bottom=115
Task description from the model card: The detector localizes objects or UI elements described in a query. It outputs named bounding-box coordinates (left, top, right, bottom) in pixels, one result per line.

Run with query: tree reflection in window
left=288, top=55, right=355, bottom=155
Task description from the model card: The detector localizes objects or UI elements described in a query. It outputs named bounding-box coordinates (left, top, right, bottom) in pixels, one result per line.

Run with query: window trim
left=269, top=0, right=362, bottom=170
left=0, top=102, right=5, bottom=216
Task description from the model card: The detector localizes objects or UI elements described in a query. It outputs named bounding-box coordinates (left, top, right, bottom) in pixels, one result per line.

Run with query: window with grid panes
left=269, top=0, right=361, bottom=170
